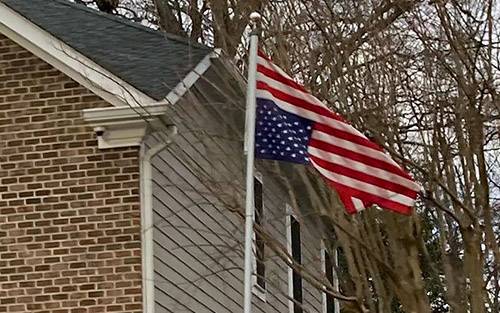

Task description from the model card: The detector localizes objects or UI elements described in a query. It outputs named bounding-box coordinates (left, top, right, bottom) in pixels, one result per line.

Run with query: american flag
left=255, top=51, right=421, bottom=215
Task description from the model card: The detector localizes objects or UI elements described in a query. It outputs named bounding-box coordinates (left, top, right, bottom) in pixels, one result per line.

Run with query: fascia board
left=83, top=104, right=168, bottom=124
left=162, top=48, right=222, bottom=105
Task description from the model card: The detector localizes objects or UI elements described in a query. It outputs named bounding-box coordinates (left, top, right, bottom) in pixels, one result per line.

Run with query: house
left=0, top=1, right=339, bottom=312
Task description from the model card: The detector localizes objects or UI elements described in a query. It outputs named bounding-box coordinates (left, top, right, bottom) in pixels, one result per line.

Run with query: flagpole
left=243, top=11, right=261, bottom=313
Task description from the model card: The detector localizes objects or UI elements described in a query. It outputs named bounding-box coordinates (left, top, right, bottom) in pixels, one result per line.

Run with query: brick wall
left=0, top=35, right=143, bottom=312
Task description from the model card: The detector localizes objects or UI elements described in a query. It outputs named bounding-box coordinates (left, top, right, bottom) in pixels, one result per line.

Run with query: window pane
left=291, top=216, right=302, bottom=313
left=254, top=177, right=265, bottom=290
left=325, top=250, right=335, bottom=313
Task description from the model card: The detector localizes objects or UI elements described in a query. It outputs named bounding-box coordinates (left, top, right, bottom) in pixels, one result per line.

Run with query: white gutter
left=140, top=128, right=177, bottom=313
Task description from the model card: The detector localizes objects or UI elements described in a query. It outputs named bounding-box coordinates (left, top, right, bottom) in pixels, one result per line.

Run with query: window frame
left=252, top=173, right=266, bottom=301
left=321, top=241, right=340, bottom=313
left=286, top=204, right=303, bottom=313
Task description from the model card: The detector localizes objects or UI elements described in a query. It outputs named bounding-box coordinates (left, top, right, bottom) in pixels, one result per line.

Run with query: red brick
left=0, top=35, right=141, bottom=313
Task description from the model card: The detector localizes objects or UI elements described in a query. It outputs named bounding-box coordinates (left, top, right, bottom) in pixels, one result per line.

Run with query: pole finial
left=249, top=11, right=261, bottom=26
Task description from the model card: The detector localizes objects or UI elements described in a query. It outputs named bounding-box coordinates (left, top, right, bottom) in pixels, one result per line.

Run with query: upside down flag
left=254, top=51, right=421, bottom=215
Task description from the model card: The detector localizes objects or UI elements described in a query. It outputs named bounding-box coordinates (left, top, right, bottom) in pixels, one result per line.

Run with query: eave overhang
left=82, top=104, right=170, bottom=149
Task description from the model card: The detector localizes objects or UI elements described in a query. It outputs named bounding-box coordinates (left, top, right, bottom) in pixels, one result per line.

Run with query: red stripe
left=313, top=123, right=383, bottom=152
left=257, top=64, right=308, bottom=93
left=256, top=81, right=345, bottom=123
left=331, top=183, right=413, bottom=215
left=310, top=155, right=418, bottom=199
left=257, top=50, right=418, bottom=215
left=258, top=50, right=270, bottom=60
left=309, top=138, right=411, bottom=180
left=256, top=72, right=384, bottom=156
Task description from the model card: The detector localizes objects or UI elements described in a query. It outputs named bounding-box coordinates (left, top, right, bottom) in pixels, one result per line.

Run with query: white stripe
left=257, top=85, right=421, bottom=193
left=257, top=71, right=325, bottom=111
left=257, top=55, right=294, bottom=82
left=310, top=130, right=401, bottom=169
left=310, top=159, right=416, bottom=207
left=256, top=60, right=400, bottom=168
left=256, top=59, right=365, bottom=137
left=256, top=72, right=405, bottom=170
left=256, top=89, right=357, bottom=135
left=256, top=71, right=346, bottom=120
left=256, top=89, right=342, bottom=129
left=351, top=197, right=366, bottom=212
left=257, top=64, right=320, bottom=109
left=256, top=66, right=363, bottom=139
left=308, top=146, right=420, bottom=192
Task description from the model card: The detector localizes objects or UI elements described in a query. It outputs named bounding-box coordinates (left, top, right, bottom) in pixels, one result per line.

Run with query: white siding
left=149, top=67, right=325, bottom=313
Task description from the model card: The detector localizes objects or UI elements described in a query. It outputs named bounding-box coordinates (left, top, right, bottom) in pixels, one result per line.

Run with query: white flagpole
left=243, top=11, right=261, bottom=313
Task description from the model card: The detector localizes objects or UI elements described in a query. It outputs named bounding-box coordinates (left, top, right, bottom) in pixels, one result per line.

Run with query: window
left=322, top=243, right=339, bottom=313
left=254, top=175, right=266, bottom=292
left=286, top=208, right=303, bottom=313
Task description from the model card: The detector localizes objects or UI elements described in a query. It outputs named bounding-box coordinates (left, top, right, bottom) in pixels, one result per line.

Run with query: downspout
left=140, top=127, right=176, bottom=313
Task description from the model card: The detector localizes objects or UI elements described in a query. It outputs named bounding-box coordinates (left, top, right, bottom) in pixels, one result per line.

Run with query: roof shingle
left=3, top=0, right=212, bottom=100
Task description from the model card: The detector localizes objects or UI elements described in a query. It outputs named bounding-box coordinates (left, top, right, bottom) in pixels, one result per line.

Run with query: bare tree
left=256, top=1, right=499, bottom=312
left=74, top=0, right=500, bottom=311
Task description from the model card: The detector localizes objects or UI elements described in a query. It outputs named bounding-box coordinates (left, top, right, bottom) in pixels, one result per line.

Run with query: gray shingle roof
left=3, top=0, right=212, bottom=101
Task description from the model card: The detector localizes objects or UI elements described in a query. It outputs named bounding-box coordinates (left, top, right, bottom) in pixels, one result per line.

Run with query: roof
left=2, top=0, right=212, bottom=101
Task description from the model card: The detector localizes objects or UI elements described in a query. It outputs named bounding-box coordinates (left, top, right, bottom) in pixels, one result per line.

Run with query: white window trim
left=252, top=172, right=266, bottom=302
left=285, top=204, right=297, bottom=313
left=321, top=240, right=340, bottom=313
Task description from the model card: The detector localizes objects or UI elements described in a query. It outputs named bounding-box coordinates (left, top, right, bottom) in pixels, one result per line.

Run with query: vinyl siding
left=148, top=65, right=325, bottom=313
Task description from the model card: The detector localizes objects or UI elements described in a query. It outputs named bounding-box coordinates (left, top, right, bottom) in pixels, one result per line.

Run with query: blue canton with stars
left=255, top=98, right=313, bottom=164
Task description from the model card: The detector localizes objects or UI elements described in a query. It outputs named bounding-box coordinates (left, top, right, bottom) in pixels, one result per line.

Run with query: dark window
left=290, top=216, right=302, bottom=313
left=254, top=176, right=265, bottom=290
left=325, top=249, right=335, bottom=313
